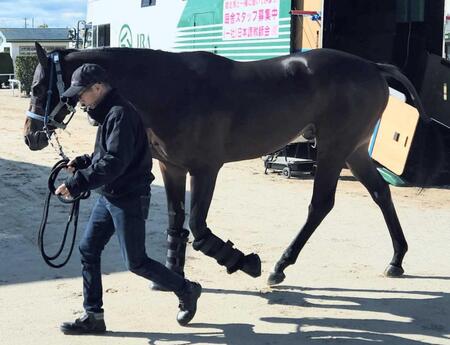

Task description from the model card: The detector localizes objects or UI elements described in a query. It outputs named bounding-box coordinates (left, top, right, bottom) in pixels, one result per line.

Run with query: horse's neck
left=64, top=49, right=171, bottom=128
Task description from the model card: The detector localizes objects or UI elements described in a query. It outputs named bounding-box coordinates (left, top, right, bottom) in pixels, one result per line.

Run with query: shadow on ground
left=99, top=284, right=450, bottom=345
left=0, top=157, right=175, bottom=285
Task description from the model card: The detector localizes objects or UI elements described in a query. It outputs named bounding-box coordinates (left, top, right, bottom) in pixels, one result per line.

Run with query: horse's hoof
left=384, top=264, right=404, bottom=277
left=267, top=271, right=285, bottom=286
left=241, top=253, right=262, bottom=278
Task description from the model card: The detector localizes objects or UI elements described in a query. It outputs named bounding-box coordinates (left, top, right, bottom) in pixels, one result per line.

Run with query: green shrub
left=15, top=55, right=39, bottom=96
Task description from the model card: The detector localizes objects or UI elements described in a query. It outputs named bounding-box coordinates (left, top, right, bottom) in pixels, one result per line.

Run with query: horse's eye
left=32, top=85, right=43, bottom=98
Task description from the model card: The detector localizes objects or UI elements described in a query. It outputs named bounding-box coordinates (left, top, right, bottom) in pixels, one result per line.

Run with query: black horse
left=24, top=42, right=428, bottom=285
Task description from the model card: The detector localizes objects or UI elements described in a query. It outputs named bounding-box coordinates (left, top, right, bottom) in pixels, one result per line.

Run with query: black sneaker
left=60, top=313, right=106, bottom=334
left=177, top=281, right=202, bottom=326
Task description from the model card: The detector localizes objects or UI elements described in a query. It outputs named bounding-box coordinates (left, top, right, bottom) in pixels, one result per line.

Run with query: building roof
left=0, top=28, right=71, bottom=42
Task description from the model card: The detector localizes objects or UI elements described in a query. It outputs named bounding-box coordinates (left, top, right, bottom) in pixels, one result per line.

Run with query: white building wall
left=11, top=44, right=20, bottom=65
left=0, top=42, right=12, bottom=54
left=0, top=32, right=11, bottom=53
left=86, top=0, right=187, bottom=50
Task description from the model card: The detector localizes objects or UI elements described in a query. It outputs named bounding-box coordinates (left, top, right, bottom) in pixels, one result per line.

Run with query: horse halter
left=26, top=53, right=76, bottom=129
left=26, top=52, right=76, bottom=159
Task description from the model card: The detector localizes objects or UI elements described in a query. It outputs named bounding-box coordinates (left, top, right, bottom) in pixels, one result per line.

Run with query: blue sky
left=0, top=0, right=87, bottom=28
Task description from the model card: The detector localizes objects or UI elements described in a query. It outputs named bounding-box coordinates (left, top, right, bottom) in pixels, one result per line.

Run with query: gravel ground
left=0, top=89, right=449, bottom=345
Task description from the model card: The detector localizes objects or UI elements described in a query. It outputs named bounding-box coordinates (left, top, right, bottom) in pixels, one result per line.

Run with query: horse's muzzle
left=24, top=132, right=49, bottom=150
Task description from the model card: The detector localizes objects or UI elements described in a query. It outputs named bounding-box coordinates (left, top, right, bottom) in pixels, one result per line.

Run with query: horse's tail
left=375, top=63, right=443, bottom=187
left=375, top=63, right=430, bottom=123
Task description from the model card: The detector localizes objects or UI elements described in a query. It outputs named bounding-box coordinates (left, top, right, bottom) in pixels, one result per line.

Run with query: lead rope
left=44, top=103, right=76, bottom=161
left=38, top=159, right=90, bottom=268
left=44, top=130, right=69, bottom=161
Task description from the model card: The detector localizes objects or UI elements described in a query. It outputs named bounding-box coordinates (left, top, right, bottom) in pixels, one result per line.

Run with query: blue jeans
left=79, top=193, right=186, bottom=313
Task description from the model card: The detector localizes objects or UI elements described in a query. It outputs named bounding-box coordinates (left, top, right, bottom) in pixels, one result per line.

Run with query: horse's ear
left=35, top=42, right=48, bottom=67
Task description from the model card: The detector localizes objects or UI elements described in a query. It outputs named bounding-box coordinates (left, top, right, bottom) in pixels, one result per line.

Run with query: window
left=141, top=0, right=156, bottom=7
left=4, top=47, right=10, bottom=54
left=94, top=24, right=110, bottom=47
left=19, top=45, right=65, bottom=56
left=19, top=46, right=34, bottom=56
left=92, top=25, right=98, bottom=47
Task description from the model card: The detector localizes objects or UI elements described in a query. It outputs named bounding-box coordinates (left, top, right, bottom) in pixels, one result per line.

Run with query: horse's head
left=23, top=42, right=77, bottom=150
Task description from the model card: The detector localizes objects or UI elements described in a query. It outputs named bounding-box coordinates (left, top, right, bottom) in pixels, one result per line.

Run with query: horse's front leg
left=160, top=161, right=190, bottom=275
left=151, top=161, right=188, bottom=291
left=189, top=166, right=261, bottom=278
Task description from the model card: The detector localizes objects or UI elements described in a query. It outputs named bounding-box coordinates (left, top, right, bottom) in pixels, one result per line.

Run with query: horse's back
left=73, top=47, right=388, bottom=165
left=215, top=49, right=390, bottom=160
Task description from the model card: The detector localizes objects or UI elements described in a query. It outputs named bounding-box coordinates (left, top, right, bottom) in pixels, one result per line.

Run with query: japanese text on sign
left=223, top=0, right=280, bottom=40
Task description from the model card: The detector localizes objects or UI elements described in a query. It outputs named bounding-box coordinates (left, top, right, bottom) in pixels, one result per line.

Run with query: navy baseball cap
left=61, top=63, right=108, bottom=99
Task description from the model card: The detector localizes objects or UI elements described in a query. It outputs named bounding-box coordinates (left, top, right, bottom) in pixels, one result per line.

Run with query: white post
left=8, top=78, right=21, bottom=97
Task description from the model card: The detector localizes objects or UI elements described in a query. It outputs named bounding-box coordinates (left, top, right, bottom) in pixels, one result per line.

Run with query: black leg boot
left=166, top=228, right=189, bottom=275
left=151, top=229, right=189, bottom=291
left=192, top=229, right=261, bottom=277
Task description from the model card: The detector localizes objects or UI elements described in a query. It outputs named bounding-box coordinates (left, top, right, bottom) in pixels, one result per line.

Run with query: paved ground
left=0, top=89, right=449, bottom=345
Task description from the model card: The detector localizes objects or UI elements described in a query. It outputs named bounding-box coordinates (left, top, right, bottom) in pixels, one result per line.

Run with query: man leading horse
left=55, top=63, right=201, bottom=334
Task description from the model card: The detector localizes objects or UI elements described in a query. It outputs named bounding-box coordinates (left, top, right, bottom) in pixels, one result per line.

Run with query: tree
left=15, top=56, right=38, bottom=96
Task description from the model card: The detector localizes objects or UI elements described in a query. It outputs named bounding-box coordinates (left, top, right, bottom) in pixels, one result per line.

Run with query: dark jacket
left=65, top=89, right=153, bottom=198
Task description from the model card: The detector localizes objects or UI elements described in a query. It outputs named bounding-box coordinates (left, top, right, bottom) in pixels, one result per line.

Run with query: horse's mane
left=52, top=47, right=237, bottom=67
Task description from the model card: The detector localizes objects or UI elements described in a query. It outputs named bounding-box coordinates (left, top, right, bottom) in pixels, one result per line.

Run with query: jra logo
left=119, top=24, right=133, bottom=47
left=119, top=24, right=150, bottom=48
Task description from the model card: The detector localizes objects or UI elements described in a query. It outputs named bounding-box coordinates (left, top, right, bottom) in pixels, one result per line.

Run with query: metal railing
left=0, top=73, right=15, bottom=80
left=0, top=74, right=21, bottom=96
left=8, top=79, right=21, bottom=96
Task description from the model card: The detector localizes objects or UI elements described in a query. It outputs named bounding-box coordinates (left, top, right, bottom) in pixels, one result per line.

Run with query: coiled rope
left=38, top=159, right=90, bottom=268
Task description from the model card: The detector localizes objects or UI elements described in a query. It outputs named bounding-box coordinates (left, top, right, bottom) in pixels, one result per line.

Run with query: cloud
left=0, top=0, right=87, bottom=28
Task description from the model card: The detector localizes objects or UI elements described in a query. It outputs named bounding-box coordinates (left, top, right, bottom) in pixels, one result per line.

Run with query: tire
left=282, top=167, right=291, bottom=178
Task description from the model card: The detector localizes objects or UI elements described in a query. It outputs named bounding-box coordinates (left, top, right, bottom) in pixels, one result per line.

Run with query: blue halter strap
left=26, top=52, right=75, bottom=130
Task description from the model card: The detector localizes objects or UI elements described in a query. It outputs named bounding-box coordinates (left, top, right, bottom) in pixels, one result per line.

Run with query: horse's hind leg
left=189, top=166, right=261, bottom=278
left=151, top=161, right=189, bottom=290
left=268, top=153, right=344, bottom=285
left=346, top=146, right=407, bottom=277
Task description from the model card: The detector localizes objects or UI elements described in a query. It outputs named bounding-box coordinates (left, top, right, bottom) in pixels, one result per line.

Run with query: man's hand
left=64, top=154, right=92, bottom=173
left=55, top=183, right=72, bottom=199
left=65, top=159, right=77, bottom=174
